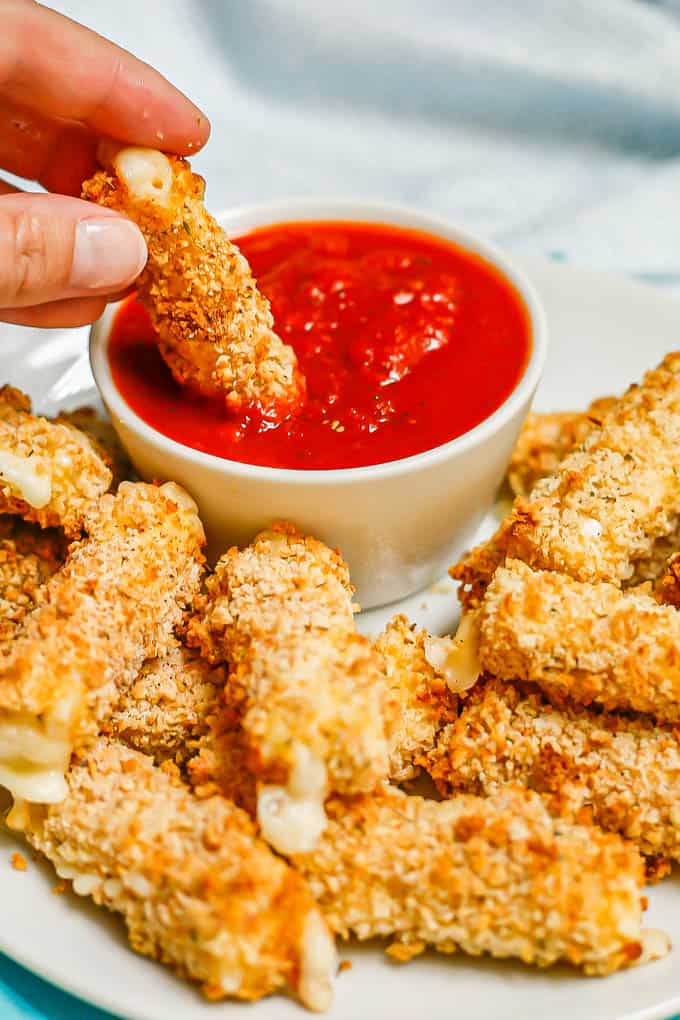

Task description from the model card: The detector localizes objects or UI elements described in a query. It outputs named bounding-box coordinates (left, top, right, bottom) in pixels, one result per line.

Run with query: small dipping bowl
left=90, top=199, right=547, bottom=608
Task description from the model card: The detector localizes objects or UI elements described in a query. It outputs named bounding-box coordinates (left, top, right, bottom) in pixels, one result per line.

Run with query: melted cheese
left=159, top=480, right=198, bottom=512
left=298, top=911, right=336, bottom=1012
left=114, top=147, right=173, bottom=206
left=0, top=761, right=67, bottom=803
left=638, top=929, right=671, bottom=965
left=257, top=743, right=328, bottom=855
left=0, top=451, right=51, bottom=508
left=424, top=612, right=481, bottom=693
left=0, top=710, right=72, bottom=805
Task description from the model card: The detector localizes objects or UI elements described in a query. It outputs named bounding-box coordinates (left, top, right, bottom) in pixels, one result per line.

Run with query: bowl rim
left=89, top=197, right=548, bottom=487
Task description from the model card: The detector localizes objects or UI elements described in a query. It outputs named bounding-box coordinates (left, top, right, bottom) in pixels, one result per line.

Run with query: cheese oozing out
left=257, top=743, right=328, bottom=855
left=113, top=147, right=173, bottom=206
left=0, top=450, right=51, bottom=508
left=424, top=612, right=481, bottom=693
left=298, top=910, right=336, bottom=1012
left=0, top=704, right=76, bottom=810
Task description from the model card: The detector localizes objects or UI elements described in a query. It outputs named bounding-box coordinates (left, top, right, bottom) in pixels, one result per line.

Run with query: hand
left=0, top=0, right=210, bottom=328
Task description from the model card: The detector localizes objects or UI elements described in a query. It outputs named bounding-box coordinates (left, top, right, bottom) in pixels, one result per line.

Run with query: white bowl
left=90, top=199, right=547, bottom=608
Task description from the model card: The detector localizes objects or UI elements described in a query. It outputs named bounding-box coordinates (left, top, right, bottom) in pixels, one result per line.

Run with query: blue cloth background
left=3, top=0, right=680, bottom=1016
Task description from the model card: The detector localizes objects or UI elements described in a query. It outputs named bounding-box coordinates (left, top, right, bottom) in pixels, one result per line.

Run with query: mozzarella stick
left=453, top=353, right=680, bottom=606
left=0, top=386, right=112, bottom=536
left=0, top=519, right=67, bottom=642
left=105, top=644, right=223, bottom=766
left=427, top=676, right=680, bottom=862
left=187, top=523, right=388, bottom=854
left=376, top=615, right=458, bottom=782
left=0, top=481, right=204, bottom=807
left=192, top=613, right=461, bottom=808
left=507, top=398, right=616, bottom=498
left=82, top=145, right=303, bottom=415
left=478, top=559, right=680, bottom=723
left=292, top=785, right=647, bottom=975
left=188, top=710, right=257, bottom=817
left=23, top=740, right=335, bottom=1011
left=56, top=406, right=133, bottom=486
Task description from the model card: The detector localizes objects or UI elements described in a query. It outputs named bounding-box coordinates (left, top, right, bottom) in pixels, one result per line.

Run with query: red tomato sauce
left=108, top=221, right=531, bottom=470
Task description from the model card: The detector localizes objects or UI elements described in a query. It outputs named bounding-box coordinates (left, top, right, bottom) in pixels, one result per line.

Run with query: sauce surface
left=109, top=220, right=531, bottom=470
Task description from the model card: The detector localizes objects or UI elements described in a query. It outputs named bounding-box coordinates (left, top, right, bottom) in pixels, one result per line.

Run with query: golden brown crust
left=427, top=676, right=680, bottom=861
left=453, top=354, right=680, bottom=604
left=24, top=739, right=334, bottom=1009
left=82, top=149, right=303, bottom=415
left=0, top=519, right=67, bottom=642
left=507, top=398, right=617, bottom=499
left=376, top=615, right=458, bottom=782
left=658, top=551, right=680, bottom=607
left=55, top=407, right=133, bottom=486
left=0, top=482, right=205, bottom=755
left=0, top=386, right=112, bottom=536
left=478, top=559, right=680, bottom=723
left=292, top=784, right=644, bottom=975
left=187, top=524, right=387, bottom=796
left=105, top=644, right=223, bottom=766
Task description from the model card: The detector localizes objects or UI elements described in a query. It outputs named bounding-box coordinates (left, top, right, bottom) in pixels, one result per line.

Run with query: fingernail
left=70, top=218, right=147, bottom=290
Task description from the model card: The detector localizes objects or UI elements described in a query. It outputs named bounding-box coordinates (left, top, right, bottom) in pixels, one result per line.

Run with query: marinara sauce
left=108, top=221, right=531, bottom=470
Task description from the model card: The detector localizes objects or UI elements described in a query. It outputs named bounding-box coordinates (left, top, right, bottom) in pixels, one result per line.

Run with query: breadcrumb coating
left=55, top=406, right=133, bottom=486
left=375, top=615, right=458, bottom=782
left=82, top=146, right=303, bottom=415
left=507, top=398, right=616, bottom=499
left=658, top=551, right=680, bottom=607
left=292, top=784, right=645, bottom=975
left=0, top=482, right=205, bottom=803
left=427, top=676, right=680, bottom=861
left=188, top=611, right=458, bottom=811
left=0, top=386, right=112, bottom=536
left=453, top=353, right=680, bottom=605
left=188, top=522, right=356, bottom=662
left=24, top=740, right=336, bottom=1010
left=478, top=559, right=680, bottom=723
left=188, top=524, right=386, bottom=800
left=0, top=519, right=67, bottom=642
left=188, top=709, right=257, bottom=817
left=105, top=643, right=223, bottom=766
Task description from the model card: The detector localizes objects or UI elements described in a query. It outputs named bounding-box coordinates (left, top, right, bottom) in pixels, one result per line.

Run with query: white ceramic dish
left=89, top=199, right=547, bottom=608
left=1, top=255, right=679, bottom=1020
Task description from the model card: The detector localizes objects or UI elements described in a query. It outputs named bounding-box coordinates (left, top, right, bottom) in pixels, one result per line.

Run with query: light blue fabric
left=2, top=1, right=680, bottom=1017
left=0, top=954, right=115, bottom=1019
left=41, top=0, right=680, bottom=283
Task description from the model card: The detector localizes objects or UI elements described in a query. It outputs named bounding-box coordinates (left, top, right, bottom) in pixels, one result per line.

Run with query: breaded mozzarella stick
left=0, top=520, right=67, bottom=642
left=507, top=398, right=616, bottom=498
left=0, top=386, right=112, bottom=536
left=0, top=482, right=204, bottom=805
left=453, top=353, right=680, bottom=605
left=24, top=740, right=335, bottom=1011
left=82, top=146, right=303, bottom=415
left=375, top=615, right=458, bottom=782
left=478, top=559, right=680, bottom=723
left=188, top=613, right=459, bottom=812
left=427, top=676, right=680, bottom=861
left=105, top=644, right=223, bottom=766
left=292, top=785, right=647, bottom=975
left=56, top=406, right=133, bottom=486
left=188, top=524, right=387, bottom=854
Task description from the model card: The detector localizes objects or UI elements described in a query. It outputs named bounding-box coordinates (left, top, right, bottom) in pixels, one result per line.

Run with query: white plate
left=1, top=255, right=680, bottom=1020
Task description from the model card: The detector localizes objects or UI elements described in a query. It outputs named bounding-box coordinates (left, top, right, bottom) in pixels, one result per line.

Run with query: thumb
left=0, top=192, right=147, bottom=309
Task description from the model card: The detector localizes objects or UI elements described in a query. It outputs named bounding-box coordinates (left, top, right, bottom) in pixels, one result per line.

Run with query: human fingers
left=0, top=98, right=98, bottom=196
left=0, top=192, right=146, bottom=310
left=0, top=294, right=108, bottom=328
left=0, top=1, right=210, bottom=154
